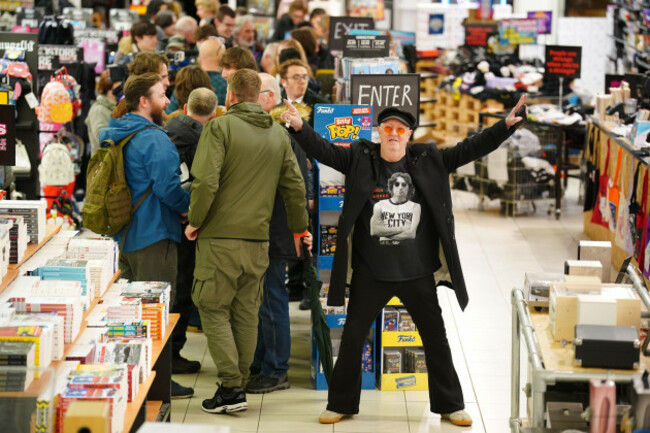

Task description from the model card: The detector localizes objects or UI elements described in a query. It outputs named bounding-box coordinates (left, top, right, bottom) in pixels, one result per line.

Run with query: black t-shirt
left=351, top=157, right=441, bottom=281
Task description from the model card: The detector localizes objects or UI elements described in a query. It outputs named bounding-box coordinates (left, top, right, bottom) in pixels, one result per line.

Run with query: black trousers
left=327, top=272, right=464, bottom=415
left=172, top=229, right=196, bottom=356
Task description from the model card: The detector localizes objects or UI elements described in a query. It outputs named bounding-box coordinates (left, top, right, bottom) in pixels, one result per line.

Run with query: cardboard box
left=577, top=294, right=617, bottom=327
left=578, top=240, right=612, bottom=282
left=564, top=260, right=603, bottom=280
left=550, top=287, right=579, bottom=342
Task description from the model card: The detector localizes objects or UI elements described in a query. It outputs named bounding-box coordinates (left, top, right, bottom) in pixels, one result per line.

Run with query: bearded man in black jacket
left=282, top=95, right=528, bottom=427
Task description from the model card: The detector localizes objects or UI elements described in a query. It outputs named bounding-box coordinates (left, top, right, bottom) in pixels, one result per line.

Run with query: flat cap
left=377, top=107, right=416, bottom=129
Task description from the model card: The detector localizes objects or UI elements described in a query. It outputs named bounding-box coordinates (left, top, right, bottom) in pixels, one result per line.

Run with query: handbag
left=591, top=138, right=611, bottom=228
left=607, top=147, right=623, bottom=232
left=583, top=124, right=601, bottom=212
left=615, top=155, right=635, bottom=253
left=636, top=170, right=649, bottom=269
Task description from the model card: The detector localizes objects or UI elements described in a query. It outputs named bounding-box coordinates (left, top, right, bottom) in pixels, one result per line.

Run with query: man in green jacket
left=185, top=68, right=310, bottom=414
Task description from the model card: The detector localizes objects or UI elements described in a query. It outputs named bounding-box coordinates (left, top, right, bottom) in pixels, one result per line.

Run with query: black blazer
left=291, top=120, right=514, bottom=309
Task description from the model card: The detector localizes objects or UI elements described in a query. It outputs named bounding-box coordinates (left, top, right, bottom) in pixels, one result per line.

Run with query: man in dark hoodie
left=186, top=69, right=310, bottom=414
left=165, top=87, right=218, bottom=375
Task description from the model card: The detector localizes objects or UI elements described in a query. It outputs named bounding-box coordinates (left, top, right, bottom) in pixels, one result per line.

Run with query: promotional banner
left=0, top=105, right=16, bottom=166
left=527, top=11, right=552, bottom=35
left=464, top=24, right=498, bottom=47
left=499, top=19, right=539, bottom=45
left=313, top=104, right=373, bottom=147
left=328, top=17, right=375, bottom=53
left=544, top=45, right=582, bottom=79
left=343, top=34, right=390, bottom=58
left=350, top=74, right=420, bottom=126
left=37, top=45, right=83, bottom=70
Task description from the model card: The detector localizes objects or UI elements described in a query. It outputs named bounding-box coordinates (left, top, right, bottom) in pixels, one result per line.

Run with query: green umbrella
left=302, top=257, right=334, bottom=384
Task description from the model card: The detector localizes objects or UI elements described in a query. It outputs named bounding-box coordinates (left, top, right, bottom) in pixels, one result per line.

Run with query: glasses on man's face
left=394, top=181, right=408, bottom=188
left=288, top=75, right=309, bottom=82
left=260, top=90, right=271, bottom=94
left=383, top=126, right=406, bottom=135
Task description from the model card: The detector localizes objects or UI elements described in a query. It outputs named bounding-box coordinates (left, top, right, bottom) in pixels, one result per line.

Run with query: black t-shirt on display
left=352, top=157, right=441, bottom=281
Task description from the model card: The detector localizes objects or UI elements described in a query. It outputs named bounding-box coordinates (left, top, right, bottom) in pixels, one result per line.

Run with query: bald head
left=186, top=87, right=218, bottom=124
left=258, top=73, right=282, bottom=112
left=176, top=16, right=198, bottom=43
left=198, top=38, right=225, bottom=72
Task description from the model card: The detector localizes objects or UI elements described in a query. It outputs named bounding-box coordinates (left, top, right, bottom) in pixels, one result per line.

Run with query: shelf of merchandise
left=376, top=296, right=429, bottom=391
left=0, top=225, right=63, bottom=296
left=310, top=314, right=376, bottom=390
left=311, top=164, right=375, bottom=390
left=0, top=227, right=176, bottom=432
left=9, top=225, right=62, bottom=270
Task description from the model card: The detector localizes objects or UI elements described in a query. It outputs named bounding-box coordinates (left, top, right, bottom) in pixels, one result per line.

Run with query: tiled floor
left=170, top=179, right=588, bottom=432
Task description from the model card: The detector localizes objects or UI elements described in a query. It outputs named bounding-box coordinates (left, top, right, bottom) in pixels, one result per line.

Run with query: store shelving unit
left=0, top=227, right=175, bottom=431
left=376, top=297, right=428, bottom=391
left=311, top=168, right=376, bottom=390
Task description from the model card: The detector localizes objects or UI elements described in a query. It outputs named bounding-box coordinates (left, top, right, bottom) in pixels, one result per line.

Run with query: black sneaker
left=202, top=386, right=248, bottom=414
left=171, top=380, right=194, bottom=399
left=172, top=354, right=201, bottom=374
left=245, top=374, right=290, bottom=394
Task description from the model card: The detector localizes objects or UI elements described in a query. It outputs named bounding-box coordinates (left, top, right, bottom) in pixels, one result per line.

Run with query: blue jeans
left=252, top=259, right=290, bottom=378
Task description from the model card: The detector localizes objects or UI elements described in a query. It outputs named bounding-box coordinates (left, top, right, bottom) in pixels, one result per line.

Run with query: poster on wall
left=416, top=4, right=469, bottom=51
left=0, top=105, right=15, bottom=166
left=499, top=19, right=539, bottom=45
left=328, top=17, right=375, bottom=53
left=527, top=11, right=552, bottom=35
left=348, top=0, right=385, bottom=21
left=464, top=24, right=498, bottom=47
left=350, top=74, right=420, bottom=126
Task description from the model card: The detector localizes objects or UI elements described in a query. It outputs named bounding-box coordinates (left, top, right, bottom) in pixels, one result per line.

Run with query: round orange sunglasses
left=383, top=126, right=407, bottom=135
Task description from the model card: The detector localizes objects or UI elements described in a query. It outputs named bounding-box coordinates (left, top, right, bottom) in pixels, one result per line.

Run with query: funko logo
left=397, top=335, right=416, bottom=343
left=317, top=106, right=335, bottom=114
left=0, top=124, right=6, bottom=135
left=337, top=317, right=346, bottom=326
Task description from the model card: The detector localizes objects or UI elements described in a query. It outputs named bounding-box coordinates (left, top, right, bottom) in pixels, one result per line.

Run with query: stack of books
left=0, top=341, right=36, bottom=391
left=0, top=326, right=51, bottom=368
left=66, top=238, right=119, bottom=275
left=35, top=260, right=93, bottom=309
left=94, top=341, right=146, bottom=384
left=8, top=312, right=64, bottom=361
left=0, top=200, right=47, bottom=244
left=9, top=293, right=83, bottom=344
left=0, top=227, right=9, bottom=279
left=0, top=216, right=28, bottom=264
left=121, top=282, right=171, bottom=340
left=59, top=386, right=126, bottom=433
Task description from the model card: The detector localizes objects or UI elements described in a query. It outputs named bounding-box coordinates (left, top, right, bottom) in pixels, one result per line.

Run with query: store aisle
left=171, top=179, right=587, bottom=433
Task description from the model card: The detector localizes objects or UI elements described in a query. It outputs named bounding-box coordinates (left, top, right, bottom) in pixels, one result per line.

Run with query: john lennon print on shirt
left=370, top=172, right=421, bottom=246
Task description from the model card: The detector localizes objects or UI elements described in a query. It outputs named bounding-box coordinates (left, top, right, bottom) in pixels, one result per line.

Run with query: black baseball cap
left=377, top=107, right=416, bottom=129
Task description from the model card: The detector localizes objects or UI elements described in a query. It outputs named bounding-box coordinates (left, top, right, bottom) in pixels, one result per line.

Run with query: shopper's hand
left=282, top=100, right=304, bottom=131
left=505, top=94, right=528, bottom=129
left=180, top=212, right=188, bottom=224
left=294, top=232, right=313, bottom=258
left=185, top=224, right=199, bottom=241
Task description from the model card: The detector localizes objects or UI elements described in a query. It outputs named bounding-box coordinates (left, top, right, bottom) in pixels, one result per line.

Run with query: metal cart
left=479, top=112, right=586, bottom=220
left=509, top=261, right=650, bottom=432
